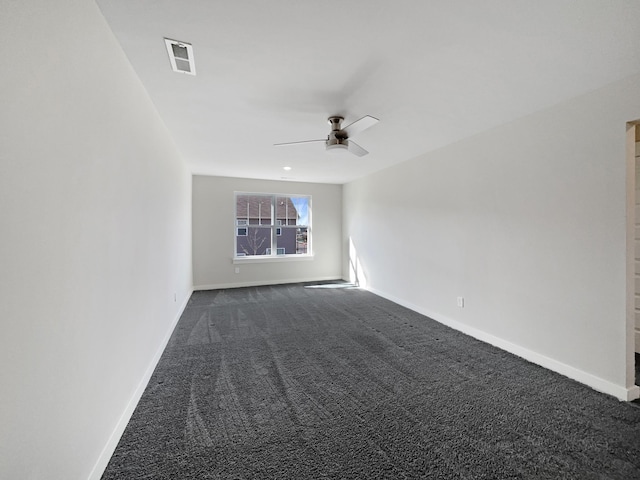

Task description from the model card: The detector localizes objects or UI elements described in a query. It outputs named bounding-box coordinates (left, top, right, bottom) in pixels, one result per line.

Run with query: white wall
left=193, top=175, right=342, bottom=289
left=0, top=1, right=192, bottom=479
left=635, top=135, right=640, bottom=353
left=343, top=73, right=640, bottom=401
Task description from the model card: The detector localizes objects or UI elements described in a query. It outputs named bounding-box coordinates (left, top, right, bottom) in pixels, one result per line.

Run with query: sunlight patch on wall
left=349, top=237, right=367, bottom=288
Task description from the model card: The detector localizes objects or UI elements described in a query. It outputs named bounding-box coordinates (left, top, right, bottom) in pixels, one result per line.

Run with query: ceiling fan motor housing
left=328, top=116, right=345, bottom=132
left=326, top=116, right=350, bottom=153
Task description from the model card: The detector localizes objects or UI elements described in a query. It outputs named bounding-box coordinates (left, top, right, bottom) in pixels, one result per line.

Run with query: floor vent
left=164, top=38, right=196, bottom=75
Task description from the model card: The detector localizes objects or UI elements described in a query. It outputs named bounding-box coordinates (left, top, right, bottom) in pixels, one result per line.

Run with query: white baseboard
left=88, top=289, right=193, bottom=480
left=194, top=276, right=343, bottom=291
left=368, top=287, right=640, bottom=402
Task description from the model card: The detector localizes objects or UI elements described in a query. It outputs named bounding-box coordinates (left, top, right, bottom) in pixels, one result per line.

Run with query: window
left=234, top=193, right=311, bottom=258
left=236, top=218, right=248, bottom=236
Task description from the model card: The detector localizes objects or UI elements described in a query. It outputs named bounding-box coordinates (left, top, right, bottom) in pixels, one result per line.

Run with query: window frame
left=233, top=192, right=312, bottom=262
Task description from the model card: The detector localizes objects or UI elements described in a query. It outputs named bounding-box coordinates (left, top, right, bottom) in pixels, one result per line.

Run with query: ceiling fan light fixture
left=326, top=142, right=349, bottom=154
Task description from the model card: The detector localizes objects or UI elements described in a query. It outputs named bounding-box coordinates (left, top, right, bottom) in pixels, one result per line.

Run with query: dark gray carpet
left=102, top=282, right=640, bottom=479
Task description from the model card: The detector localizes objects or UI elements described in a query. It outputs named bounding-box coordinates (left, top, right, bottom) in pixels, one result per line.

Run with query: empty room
left=2, top=1, right=640, bottom=479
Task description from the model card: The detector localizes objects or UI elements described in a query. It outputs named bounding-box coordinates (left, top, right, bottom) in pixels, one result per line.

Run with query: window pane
left=274, top=226, right=296, bottom=255
left=236, top=194, right=272, bottom=226
left=289, top=196, right=310, bottom=226
left=275, top=196, right=295, bottom=228
left=236, top=226, right=271, bottom=256
left=296, top=227, right=308, bottom=254
left=276, top=226, right=308, bottom=255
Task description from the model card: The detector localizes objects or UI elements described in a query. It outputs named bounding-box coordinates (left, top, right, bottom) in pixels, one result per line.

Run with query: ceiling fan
left=274, top=115, right=379, bottom=157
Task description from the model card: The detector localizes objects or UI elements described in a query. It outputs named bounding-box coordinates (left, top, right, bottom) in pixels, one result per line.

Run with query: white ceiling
left=96, top=0, right=640, bottom=184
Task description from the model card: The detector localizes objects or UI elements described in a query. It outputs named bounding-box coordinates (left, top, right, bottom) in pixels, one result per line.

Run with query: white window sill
left=233, top=254, right=314, bottom=265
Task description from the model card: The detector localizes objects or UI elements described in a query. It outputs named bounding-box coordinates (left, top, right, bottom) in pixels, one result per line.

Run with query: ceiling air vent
left=164, top=38, right=196, bottom=75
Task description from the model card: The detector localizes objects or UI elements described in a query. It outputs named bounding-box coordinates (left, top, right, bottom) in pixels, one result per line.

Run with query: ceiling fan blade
left=341, top=115, right=379, bottom=138
left=348, top=140, right=369, bottom=157
left=274, top=139, right=326, bottom=147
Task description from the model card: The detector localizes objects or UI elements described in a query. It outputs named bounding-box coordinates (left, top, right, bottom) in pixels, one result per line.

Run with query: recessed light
left=283, top=166, right=292, bottom=171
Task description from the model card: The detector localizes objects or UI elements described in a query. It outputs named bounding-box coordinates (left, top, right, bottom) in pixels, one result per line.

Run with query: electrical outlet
left=235, top=267, right=240, bottom=274
left=456, top=296, right=465, bottom=308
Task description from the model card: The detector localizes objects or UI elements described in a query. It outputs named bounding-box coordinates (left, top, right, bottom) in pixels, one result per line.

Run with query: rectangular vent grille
left=164, top=39, right=196, bottom=75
